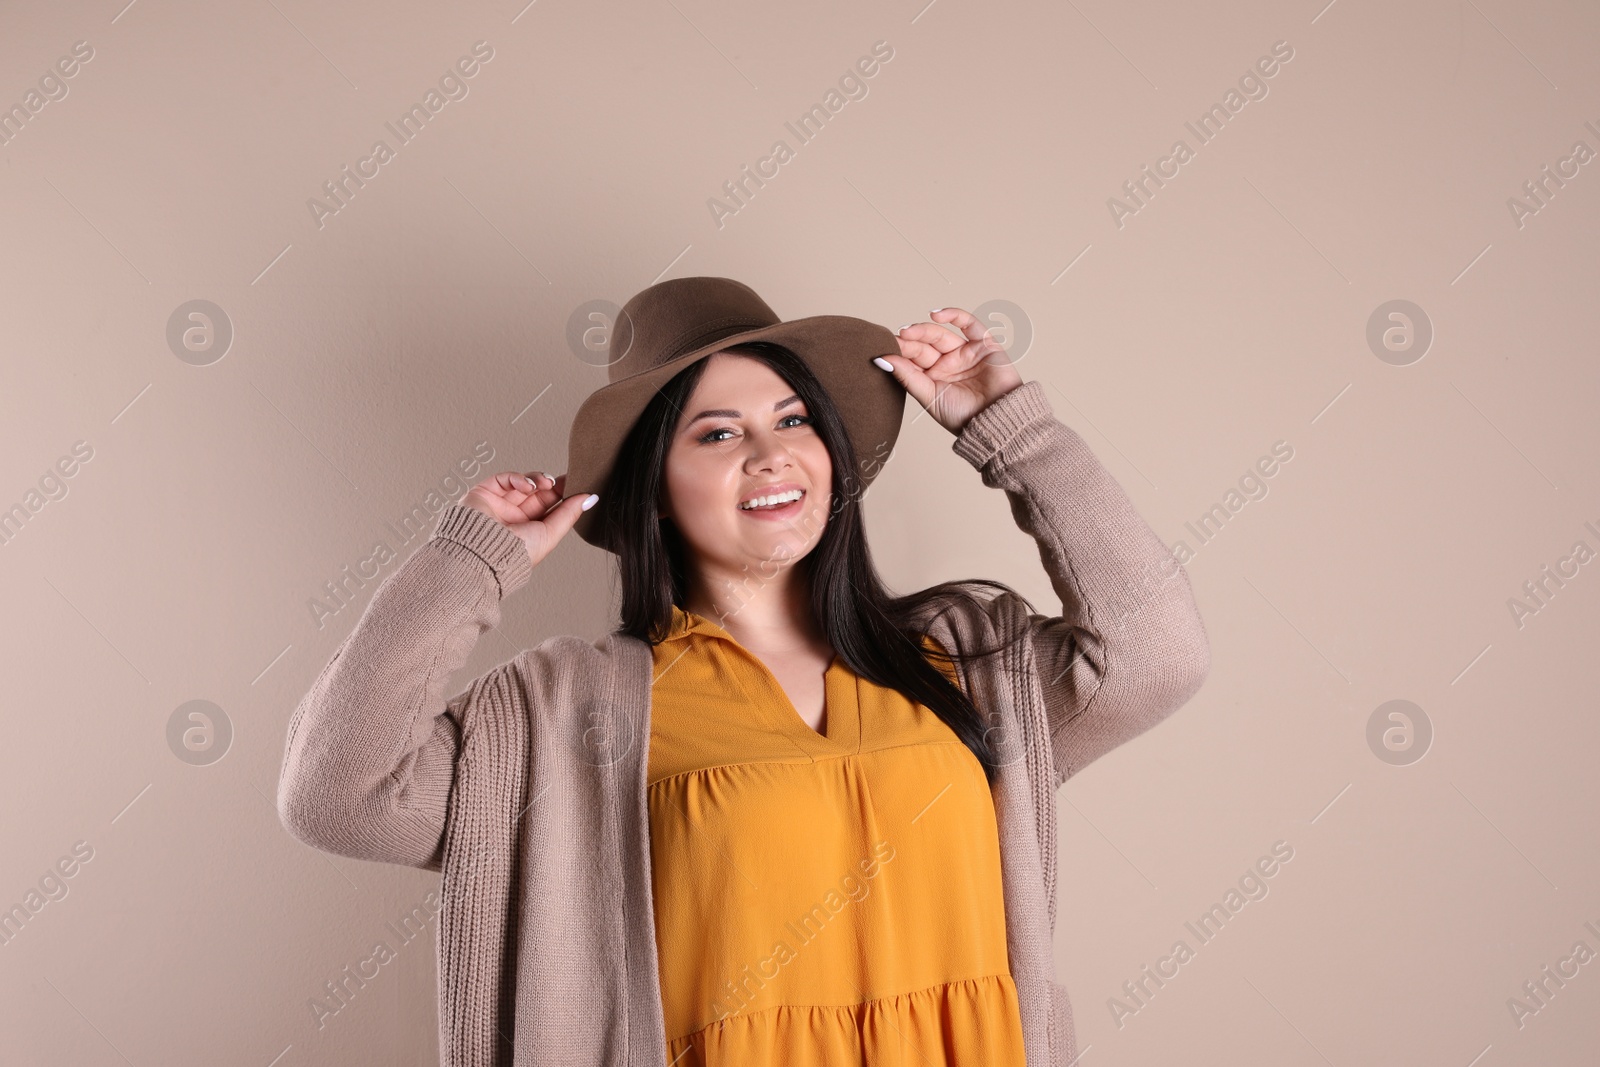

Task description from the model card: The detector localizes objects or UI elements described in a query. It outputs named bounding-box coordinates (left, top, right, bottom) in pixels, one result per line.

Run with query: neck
left=683, top=560, right=824, bottom=655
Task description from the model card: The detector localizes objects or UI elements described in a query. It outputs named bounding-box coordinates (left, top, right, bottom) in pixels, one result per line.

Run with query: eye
left=696, top=414, right=810, bottom=444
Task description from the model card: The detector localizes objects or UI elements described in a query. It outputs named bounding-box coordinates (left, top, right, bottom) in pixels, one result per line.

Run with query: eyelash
left=698, top=414, right=811, bottom=444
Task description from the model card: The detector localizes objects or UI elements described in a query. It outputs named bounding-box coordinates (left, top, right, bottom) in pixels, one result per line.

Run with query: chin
left=747, top=525, right=822, bottom=565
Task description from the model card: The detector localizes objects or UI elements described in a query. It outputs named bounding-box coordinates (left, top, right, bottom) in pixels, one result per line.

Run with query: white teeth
left=739, top=489, right=803, bottom=510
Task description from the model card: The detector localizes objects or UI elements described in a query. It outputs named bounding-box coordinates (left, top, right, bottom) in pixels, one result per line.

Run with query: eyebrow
left=684, top=394, right=803, bottom=425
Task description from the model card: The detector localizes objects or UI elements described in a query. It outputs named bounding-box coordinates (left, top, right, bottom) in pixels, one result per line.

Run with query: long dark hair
left=598, top=341, right=1036, bottom=786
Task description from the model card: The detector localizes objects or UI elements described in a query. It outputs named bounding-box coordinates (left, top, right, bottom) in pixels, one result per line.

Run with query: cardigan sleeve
left=276, top=503, right=535, bottom=870
left=950, top=380, right=1211, bottom=786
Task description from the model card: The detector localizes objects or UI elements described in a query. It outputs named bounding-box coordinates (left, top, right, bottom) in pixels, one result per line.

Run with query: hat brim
left=565, top=315, right=905, bottom=551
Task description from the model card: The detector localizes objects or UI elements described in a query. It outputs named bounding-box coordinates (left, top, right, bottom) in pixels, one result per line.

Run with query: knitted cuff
left=950, top=380, right=1056, bottom=469
left=431, top=503, right=536, bottom=599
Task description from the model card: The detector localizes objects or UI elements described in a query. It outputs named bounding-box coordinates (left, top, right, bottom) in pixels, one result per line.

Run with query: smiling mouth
left=738, top=488, right=805, bottom=513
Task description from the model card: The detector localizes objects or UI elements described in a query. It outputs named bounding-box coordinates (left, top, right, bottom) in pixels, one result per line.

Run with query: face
left=660, top=352, right=834, bottom=577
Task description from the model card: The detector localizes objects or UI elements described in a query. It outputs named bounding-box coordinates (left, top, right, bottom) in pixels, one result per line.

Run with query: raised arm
left=277, top=466, right=596, bottom=868
left=950, top=380, right=1211, bottom=786
left=276, top=504, right=535, bottom=869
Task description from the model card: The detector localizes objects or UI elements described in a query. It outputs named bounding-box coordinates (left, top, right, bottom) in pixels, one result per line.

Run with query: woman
left=278, top=277, right=1210, bottom=1067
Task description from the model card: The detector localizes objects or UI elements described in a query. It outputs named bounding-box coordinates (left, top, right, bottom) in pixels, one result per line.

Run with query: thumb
left=539, top=491, right=599, bottom=545
left=873, top=354, right=938, bottom=412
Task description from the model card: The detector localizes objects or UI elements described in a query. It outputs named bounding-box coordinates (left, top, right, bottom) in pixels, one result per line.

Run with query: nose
left=743, top=427, right=795, bottom=474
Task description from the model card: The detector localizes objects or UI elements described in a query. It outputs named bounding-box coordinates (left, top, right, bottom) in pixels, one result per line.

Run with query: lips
left=737, top=482, right=807, bottom=510
left=738, top=494, right=806, bottom=520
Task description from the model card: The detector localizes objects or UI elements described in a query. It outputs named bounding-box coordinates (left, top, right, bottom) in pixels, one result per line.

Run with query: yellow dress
left=647, top=605, right=1028, bottom=1065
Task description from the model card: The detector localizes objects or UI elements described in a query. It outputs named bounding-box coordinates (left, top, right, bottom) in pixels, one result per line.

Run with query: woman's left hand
left=877, top=307, right=1026, bottom=437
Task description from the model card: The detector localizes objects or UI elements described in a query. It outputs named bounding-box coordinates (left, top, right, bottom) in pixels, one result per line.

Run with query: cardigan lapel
left=922, top=601, right=1062, bottom=1067
left=618, top=633, right=669, bottom=1067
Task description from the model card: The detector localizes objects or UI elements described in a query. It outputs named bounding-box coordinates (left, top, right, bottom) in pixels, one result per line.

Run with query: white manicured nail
left=873, top=356, right=894, bottom=371
left=581, top=494, right=600, bottom=510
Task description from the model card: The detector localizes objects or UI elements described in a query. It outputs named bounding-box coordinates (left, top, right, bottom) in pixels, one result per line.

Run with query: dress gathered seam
left=666, top=971, right=1018, bottom=1046
left=646, top=739, right=970, bottom=789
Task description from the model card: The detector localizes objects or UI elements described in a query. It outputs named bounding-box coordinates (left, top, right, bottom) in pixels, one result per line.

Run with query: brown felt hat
left=565, top=277, right=906, bottom=551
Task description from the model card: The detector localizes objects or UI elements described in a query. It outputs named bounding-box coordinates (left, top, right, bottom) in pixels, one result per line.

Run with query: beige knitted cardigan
left=277, top=380, right=1211, bottom=1066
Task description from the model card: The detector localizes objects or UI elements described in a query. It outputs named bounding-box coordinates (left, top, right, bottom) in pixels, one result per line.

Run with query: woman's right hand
left=458, top=471, right=598, bottom=568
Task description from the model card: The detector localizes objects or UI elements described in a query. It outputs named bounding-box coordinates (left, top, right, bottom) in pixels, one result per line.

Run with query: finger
left=485, top=471, right=530, bottom=497
left=514, top=480, right=569, bottom=523
left=900, top=334, right=982, bottom=383
left=529, top=474, right=569, bottom=510
left=931, top=307, right=996, bottom=346
left=540, top=491, right=599, bottom=544
left=895, top=334, right=947, bottom=370
left=523, top=470, right=569, bottom=508
left=475, top=471, right=539, bottom=522
left=519, top=474, right=569, bottom=520
left=474, top=473, right=539, bottom=516
left=872, top=353, right=938, bottom=411
left=930, top=308, right=1011, bottom=373
left=898, top=321, right=963, bottom=360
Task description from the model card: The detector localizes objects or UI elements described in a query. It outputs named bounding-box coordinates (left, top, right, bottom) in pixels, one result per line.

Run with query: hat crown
left=609, top=277, right=781, bottom=383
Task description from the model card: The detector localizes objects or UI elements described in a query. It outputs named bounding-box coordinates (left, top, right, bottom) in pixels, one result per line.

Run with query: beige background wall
left=3, top=0, right=1597, bottom=1063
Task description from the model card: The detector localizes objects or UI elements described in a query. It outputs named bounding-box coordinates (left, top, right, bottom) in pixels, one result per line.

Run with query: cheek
left=798, top=445, right=834, bottom=524
left=666, top=454, right=734, bottom=521
left=802, top=443, right=833, bottom=495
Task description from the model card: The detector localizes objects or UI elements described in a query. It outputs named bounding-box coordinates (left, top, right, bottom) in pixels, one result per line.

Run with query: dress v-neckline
left=667, top=606, right=861, bottom=754
left=747, top=649, right=857, bottom=753
left=778, top=652, right=841, bottom=741
left=739, top=646, right=857, bottom=755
